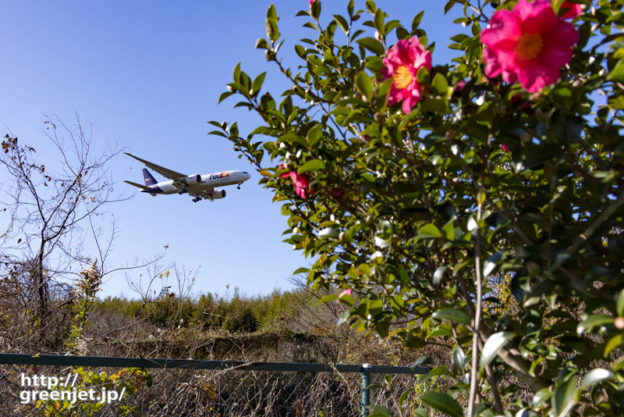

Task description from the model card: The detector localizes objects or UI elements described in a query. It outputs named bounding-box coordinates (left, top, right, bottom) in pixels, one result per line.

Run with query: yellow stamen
left=393, top=65, right=413, bottom=90
left=516, top=33, right=543, bottom=60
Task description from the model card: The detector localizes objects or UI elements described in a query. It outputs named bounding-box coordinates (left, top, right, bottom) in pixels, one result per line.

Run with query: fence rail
left=0, top=353, right=430, bottom=416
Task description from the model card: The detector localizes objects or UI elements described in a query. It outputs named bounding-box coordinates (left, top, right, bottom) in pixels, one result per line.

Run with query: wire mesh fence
left=0, top=354, right=428, bottom=417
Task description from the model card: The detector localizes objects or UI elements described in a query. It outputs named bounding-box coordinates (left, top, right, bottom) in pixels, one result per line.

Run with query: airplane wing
left=124, top=153, right=185, bottom=180
left=124, top=180, right=151, bottom=190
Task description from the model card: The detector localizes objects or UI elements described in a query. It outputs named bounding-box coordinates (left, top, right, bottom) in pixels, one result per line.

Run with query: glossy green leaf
left=419, top=392, right=463, bottom=417
left=432, top=73, right=448, bottom=95
left=433, top=308, right=470, bottom=325
left=298, top=159, right=326, bottom=173
left=604, top=334, right=624, bottom=358
left=356, top=71, right=374, bottom=101
left=265, top=4, right=280, bottom=42
left=441, top=221, right=454, bottom=241
left=531, top=387, right=552, bottom=407
left=608, top=58, right=624, bottom=82
left=617, top=289, right=624, bottom=316
left=480, top=332, right=516, bottom=370
left=577, top=314, right=613, bottom=334
left=433, top=266, right=447, bottom=286
left=334, top=14, right=349, bottom=33
left=580, top=368, right=614, bottom=390
left=552, top=378, right=578, bottom=417
left=483, top=251, right=504, bottom=277
left=417, top=224, right=442, bottom=239
left=251, top=72, right=266, bottom=97
left=357, top=37, right=385, bottom=55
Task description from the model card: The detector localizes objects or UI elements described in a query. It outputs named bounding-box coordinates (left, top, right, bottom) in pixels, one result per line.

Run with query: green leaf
left=412, top=408, right=428, bottom=417
left=451, top=345, right=465, bottom=371
left=483, top=251, right=504, bottom=277
left=306, top=125, right=323, bottom=147
left=411, top=356, right=432, bottom=368
left=577, top=314, right=613, bottom=334
left=217, top=91, right=234, bottom=103
left=419, top=392, right=463, bottom=417
left=357, top=37, right=385, bottom=55
left=310, top=0, right=321, bottom=19
left=255, top=38, right=270, bottom=50
left=356, top=71, right=374, bottom=101
left=298, top=159, right=326, bottom=173
left=432, top=73, right=448, bottom=95
left=608, top=59, right=624, bottom=82
left=433, top=266, right=447, bottom=286
left=580, top=368, right=614, bottom=390
left=369, top=405, right=392, bottom=417
left=604, top=334, right=624, bottom=358
left=617, top=289, right=624, bottom=316
left=441, top=221, right=454, bottom=241
left=531, top=387, right=552, bottom=407
left=480, top=332, right=516, bottom=371
left=412, top=10, right=424, bottom=32
left=433, top=308, right=470, bottom=325
left=417, top=224, right=442, bottom=239
left=552, top=378, right=578, bottom=417
left=251, top=72, right=266, bottom=97
left=265, top=4, right=280, bottom=42
left=334, top=14, right=349, bottom=33
left=319, top=294, right=338, bottom=303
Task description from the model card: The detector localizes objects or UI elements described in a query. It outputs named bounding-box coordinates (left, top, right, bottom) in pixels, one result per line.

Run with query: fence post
left=361, top=363, right=371, bottom=417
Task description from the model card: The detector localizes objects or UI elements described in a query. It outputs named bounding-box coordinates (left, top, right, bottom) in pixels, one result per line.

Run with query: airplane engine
left=185, top=174, right=202, bottom=184
left=212, top=189, right=226, bottom=199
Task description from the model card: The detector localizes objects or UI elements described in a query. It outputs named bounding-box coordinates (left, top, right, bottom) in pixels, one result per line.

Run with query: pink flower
left=338, top=289, right=353, bottom=301
left=501, top=144, right=510, bottom=152
left=559, top=1, right=583, bottom=19
left=281, top=170, right=310, bottom=199
left=309, top=0, right=316, bottom=11
left=481, top=0, right=578, bottom=92
left=381, top=37, right=432, bottom=114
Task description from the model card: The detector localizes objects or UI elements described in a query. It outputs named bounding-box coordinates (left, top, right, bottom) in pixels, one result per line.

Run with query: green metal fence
left=0, top=353, right=428, bottom=416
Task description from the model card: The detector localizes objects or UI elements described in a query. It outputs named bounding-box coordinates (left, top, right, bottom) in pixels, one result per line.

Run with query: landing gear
left=237, top=183, right=242, bottom=190
left=192, top=197, right=201, bottom=203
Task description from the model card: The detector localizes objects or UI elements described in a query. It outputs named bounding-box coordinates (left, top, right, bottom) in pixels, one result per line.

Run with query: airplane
left=124, top=153, right=251, bottom=202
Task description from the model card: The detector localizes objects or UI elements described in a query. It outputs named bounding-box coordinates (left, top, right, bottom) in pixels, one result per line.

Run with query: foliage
left=211, top=0, right=624, bottom=415
left=37, top=263, right=150, bottom=417
left=94, top=288, right=325, bottom=334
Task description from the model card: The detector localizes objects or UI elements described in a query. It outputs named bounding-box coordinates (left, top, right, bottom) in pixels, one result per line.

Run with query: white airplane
left=124, top=153, right=251, bottom=202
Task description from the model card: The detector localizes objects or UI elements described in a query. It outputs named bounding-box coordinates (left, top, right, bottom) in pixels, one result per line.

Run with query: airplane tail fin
left=143, top=168, right=157, bottom=186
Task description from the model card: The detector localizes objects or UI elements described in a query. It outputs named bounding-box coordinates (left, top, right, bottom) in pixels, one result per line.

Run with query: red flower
left=481, top=0, right=578, bottom=92
left=281, top=170, right=310, bottom=199
left=337, top=289, right=353, bottom=303
left=559, top=1, right=583, bottom=19
left=339, top=289, right=353, bottom=298
left=381, top=37, right=432, bottom=114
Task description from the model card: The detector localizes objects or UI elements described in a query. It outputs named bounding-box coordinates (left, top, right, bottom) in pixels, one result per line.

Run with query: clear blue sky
left=0, top=1, right=464, bottom=299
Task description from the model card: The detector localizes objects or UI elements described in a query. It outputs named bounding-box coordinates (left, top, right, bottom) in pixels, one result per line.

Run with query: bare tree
left=0, top=116, right=128, bottom=338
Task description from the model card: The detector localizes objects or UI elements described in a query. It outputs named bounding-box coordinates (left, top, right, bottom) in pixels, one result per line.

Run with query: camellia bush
left=210, top=0, right=624, bottom=415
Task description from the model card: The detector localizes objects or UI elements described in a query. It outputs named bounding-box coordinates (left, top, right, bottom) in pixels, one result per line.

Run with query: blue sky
left=0, top=1, right=465, bottom=299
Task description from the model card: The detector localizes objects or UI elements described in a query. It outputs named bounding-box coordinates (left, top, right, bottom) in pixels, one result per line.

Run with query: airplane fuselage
left=142, top=170, right=250, bottom=195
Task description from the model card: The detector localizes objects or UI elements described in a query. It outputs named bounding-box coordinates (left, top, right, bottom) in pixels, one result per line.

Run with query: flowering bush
left=212, top=0, right=624, bottom=415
